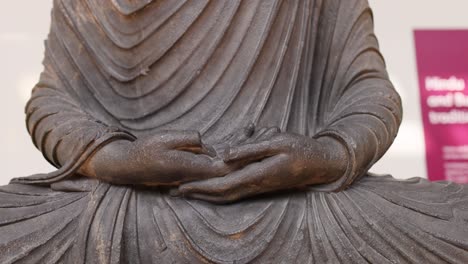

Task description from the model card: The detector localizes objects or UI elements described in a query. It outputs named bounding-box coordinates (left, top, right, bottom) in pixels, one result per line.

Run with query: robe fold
left=1, top=0, right=467, bottom=263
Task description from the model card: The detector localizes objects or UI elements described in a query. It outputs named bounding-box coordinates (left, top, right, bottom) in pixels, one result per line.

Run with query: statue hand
left=212, top=124, right=282, bottom=158
left=176, top=133, right=348, bottom=203
left=81, top=130, right=235, bottom=186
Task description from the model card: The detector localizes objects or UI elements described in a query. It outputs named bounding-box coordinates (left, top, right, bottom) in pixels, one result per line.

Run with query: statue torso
left=52, top=0, right=317, bottom=142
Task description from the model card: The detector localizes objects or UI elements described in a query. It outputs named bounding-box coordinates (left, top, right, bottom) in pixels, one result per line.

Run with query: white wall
left=369, top=0, right=468, bottom=178
left=0, top=1, right=55, bottom=185
left=0, top=1, right=467, bottom=185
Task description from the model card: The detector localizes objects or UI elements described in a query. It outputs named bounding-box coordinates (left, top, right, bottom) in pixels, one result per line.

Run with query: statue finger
left=230, top=123, right=255, bottom=145
left=245, top=127, right=267, bottom=144
left=179, top=155, right=285, bottom=197
left=213, top=132, right=239, bottom=156
left=164, top=130, right=202, bottom=148
left=167, top=131, right=216, bottom=157
left=198, top=142, right=217, bottom=157
left=178, top=176, right=235, bottom=196
left=182, top=161, right=285, bottom=203
left=170, top=150, right=217, bottom=177
left=223, top=141, right=282, bottom=163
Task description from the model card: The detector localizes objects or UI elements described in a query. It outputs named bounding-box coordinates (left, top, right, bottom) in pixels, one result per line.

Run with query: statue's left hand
left=176, top=133, right=348, bottom=203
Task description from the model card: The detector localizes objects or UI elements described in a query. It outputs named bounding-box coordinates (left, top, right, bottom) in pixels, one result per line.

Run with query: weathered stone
left=0, top=0, right=467, bottom=263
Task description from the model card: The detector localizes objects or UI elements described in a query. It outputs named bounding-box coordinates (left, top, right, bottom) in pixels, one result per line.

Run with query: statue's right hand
left=80, top=131, right=234, bottom=186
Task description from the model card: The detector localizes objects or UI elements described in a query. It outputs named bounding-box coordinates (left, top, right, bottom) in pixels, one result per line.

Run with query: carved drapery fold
left=14, top=0, right=401, bottom=191
left=1, top=176, right=467, bottom=263
left=1, top=0, right=466, bottom=263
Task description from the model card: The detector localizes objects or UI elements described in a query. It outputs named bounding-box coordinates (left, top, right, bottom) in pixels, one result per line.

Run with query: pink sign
left=415, top=30, right=468, bottom=184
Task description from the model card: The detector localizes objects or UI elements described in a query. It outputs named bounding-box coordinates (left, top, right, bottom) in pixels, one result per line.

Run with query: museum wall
left=0, top=0, right=467, bottom=185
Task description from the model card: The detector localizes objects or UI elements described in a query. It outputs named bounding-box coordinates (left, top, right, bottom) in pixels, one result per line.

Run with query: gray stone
left=1, top=0, right=467, bottom=263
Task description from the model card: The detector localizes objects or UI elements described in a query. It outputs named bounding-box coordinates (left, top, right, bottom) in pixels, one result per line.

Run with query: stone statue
left=1, top=0, right=467, bottom=263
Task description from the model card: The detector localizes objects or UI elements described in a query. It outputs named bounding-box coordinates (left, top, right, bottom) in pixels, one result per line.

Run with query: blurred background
left=0, top=0, right=467, bottom=185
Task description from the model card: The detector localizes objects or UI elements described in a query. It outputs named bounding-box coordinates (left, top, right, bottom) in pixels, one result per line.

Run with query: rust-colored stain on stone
left=0, top=0, right=467, bottom=263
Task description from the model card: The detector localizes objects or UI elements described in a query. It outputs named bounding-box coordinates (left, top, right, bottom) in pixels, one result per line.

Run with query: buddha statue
left=1, top=0, right=467, bottom=263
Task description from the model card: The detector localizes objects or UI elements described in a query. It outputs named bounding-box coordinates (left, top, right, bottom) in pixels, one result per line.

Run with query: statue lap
left=1, top=174, right=467, bottom=263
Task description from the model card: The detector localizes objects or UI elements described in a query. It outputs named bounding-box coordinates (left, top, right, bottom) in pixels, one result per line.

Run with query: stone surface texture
left=0, top=0, right=467, bottom=263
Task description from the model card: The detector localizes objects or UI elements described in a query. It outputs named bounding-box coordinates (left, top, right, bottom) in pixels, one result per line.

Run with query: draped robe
left=1, top=0, right=467, bottom=263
